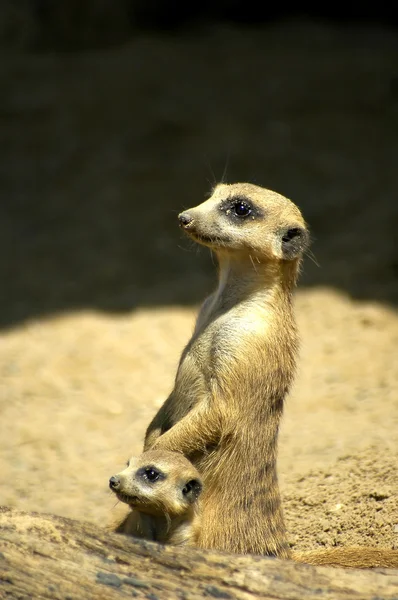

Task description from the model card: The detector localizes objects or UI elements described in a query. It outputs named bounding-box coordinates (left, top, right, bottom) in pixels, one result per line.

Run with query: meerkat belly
left=160, top=343, right=211, bottom=432
left=162, top=315, right=243, bottom=430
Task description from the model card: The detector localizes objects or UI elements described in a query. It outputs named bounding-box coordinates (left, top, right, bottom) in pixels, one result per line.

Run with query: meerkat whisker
left=202, top=153, right=217, bottom=187
left=249, top=254, right=258, bottom=274
left=164, top=512, right=171, bottom=535
left=306, top=247, right=320, bottom=267
left=220, top=150, right=231, bottom=184
left=210, top=250, right=217, bottom=268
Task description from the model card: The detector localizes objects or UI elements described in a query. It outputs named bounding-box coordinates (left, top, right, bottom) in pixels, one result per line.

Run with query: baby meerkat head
left=109, top=450, right=202, bottom=517
left=178, top=183, right=309, bottom=262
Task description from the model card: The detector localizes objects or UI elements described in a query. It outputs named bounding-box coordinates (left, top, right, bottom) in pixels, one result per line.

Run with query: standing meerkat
left=109, top=450, right=202, bottom=546
left=144, top=182, right=309, bottom=557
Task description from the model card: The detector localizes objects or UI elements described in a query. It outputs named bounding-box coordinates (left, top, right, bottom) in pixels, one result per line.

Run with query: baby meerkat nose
left=178, top=212, right=194, bottom=228
left=109, top=475, right=121, bottom=490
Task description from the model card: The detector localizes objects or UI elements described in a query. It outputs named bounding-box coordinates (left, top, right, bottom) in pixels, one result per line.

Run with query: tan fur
left=293, top=548, right=398, bottom=569
left=109, top=450, right=202, bottom=546
left=144, top=183, right=309, bottom=557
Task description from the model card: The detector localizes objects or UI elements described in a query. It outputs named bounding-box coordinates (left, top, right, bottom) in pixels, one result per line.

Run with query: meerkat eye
left=126, top=459, right=130, bottom=467
left=233, top=200, right=252, bottom=218
left=144, top=468, right=160, bottom=482
left=137, top=465, right=165, bottom=483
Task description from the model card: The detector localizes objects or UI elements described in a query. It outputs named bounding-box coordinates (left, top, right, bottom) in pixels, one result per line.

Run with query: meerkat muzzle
left=109, top=475, right=121, bottom=490
left=178, top=212, right=194, bottom=229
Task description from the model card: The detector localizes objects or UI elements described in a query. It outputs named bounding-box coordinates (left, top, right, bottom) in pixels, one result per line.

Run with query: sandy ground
left=0, top=20, right=397, bottom=553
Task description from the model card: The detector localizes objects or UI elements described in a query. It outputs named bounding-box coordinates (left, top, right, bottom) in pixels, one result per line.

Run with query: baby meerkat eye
left=143, top=467, right=161, bottom=482
left=137, top=465, right=166, bottom=483
left=233, top=200, right=252, bottom=218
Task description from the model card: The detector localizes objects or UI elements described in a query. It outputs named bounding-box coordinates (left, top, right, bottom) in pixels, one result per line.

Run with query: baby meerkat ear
left=182, top=479, right=202, bottom=504
left=279, top=225, right=309, bottom=260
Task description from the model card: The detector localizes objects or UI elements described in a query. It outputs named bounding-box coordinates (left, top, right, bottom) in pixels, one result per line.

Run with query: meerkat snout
left=279, top=226, right=309, bottom=260
left=109, top=475, right=121, bottom=490
left=178, top=212, right=194, bottom=229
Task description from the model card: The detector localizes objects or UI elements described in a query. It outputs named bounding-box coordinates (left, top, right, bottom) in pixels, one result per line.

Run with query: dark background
left=1, top=1, right=397, bottom=329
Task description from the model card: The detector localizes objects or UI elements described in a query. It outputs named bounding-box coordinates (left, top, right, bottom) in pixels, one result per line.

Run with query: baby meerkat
left=109, top=450, right=202, bottom=546
left=144, top=182, right=309, bottom=557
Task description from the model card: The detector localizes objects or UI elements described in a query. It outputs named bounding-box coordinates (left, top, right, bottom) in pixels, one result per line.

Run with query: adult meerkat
left=144, top=182, right=309, bottom=557
left=109, top=450, right=202, bottom=546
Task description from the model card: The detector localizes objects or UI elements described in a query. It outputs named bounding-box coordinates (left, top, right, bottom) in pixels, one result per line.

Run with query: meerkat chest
left=176, top=307, right=267, bottom=392
left=163, top=299, right=274, bottom=428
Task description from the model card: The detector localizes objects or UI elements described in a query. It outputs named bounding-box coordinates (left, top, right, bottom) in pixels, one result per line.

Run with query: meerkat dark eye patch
left=182, top=478, right=202, bottom=503
left=137, top=466, right=165, bottom=483
left=280, top=226, right=309, bottom=260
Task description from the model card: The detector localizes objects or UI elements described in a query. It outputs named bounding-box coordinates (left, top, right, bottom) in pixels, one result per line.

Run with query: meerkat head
left=178, top=183, right=309, bottom=263
left=109, top=450, right=202, bottom=517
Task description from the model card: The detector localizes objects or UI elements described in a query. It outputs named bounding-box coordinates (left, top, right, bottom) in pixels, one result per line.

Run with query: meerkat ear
left=280, top=225, right=309, bottom=260
left=182, top=479, right=202, bottom=503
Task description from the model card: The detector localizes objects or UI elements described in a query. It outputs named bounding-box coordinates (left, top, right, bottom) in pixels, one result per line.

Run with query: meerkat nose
left=178, top=212, right=194, bottom=228
left=109, top=475, right=121, bottom=490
